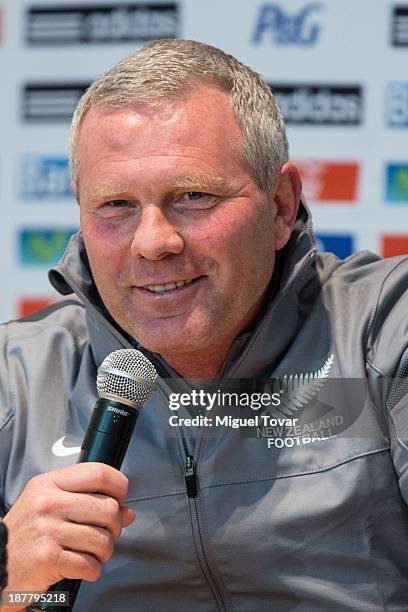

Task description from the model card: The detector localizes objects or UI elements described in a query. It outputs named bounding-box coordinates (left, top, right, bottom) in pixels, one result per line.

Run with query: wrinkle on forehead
left=81, top=102, right=178, bottom=152
left=85, top=87, right=239, bottom=150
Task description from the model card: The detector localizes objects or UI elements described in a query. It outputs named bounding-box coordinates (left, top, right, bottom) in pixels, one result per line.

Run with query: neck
left=160, top=346, right=229, bottom=379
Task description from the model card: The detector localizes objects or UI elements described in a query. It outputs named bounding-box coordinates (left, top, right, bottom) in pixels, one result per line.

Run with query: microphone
left=30, top=348, right=157, bottom=611
left=0, top=520, right=7, bottom=597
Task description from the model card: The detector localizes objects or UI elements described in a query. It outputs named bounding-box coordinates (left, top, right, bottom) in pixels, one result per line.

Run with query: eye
left=174, top=192, right=218, bottom=211
left=110, top=199, right=131, bottom=207
left=96, top=199, right=136, bottom=219
left=185, top=192, right=204, bottom=200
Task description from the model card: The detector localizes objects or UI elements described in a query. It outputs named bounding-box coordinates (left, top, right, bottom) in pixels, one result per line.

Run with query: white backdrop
left=1, top=0, right=407, bottom=321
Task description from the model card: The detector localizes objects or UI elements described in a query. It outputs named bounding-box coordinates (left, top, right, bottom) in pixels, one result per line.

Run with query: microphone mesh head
left=97, top=349, right=157, bottom=408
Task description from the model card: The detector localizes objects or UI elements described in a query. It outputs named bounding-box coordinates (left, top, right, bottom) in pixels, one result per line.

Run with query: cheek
left=197, top=207, right=275, bottom=271
left=81, top=215, right=133, bottom=275
left=188, top=208, right=250, bottom=248
left=81, top=245, right=120, bottom=302
left=230, top=215, right=276, bottom=293
left=82, top=212, right=135, bottom=246
left=184, top=217, right=243, bottom=273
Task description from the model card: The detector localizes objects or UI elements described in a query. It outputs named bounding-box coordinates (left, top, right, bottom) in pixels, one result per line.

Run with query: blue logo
left=19, top=228, right=78, bottom=265
left=253, top=3, right=323, bottom=45
left=385, top=163, right=408, bottom=203
left=316, top=234, right=354, bottom=259
left=20, top=155, right=74, bottom=199
left=385, top=83, right=408, bottom=128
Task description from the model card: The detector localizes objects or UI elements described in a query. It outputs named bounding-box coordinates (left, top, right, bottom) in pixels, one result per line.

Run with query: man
left=0, top=39, right=407, bottom=611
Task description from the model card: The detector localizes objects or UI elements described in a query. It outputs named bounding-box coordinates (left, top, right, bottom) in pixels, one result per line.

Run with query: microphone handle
left=29, top=398, right=139, bottom=611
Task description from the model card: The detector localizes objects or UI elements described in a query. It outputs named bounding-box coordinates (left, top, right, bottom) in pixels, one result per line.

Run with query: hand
left=1, top=463, right=135, bottom=597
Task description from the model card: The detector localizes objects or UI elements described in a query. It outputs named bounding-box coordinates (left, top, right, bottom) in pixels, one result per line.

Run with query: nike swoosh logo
left=52, top=436, right=81, bottom=457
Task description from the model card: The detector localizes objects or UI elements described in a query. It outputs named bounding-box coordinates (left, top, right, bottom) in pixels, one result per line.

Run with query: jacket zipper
left=182, top=447, right=229, bottom=612
left=184, top=455, right=197, bottom=498
left=154, top=377, right=228, bottom=610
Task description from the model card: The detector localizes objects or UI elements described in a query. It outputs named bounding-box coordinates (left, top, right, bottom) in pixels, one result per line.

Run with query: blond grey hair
left=70, top=39, right=288, bottom=194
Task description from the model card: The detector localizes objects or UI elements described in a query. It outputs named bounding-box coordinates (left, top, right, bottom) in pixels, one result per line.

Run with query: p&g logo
left=253, top=3, right=323, bottom=46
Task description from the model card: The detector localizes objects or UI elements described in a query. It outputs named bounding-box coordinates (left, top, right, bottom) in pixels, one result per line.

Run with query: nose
left=130, top=205, right=184, bottom=260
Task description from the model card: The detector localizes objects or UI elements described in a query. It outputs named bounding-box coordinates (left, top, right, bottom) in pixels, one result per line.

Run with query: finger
left=63, top=497, right=135, bottom=535
left=61, top=493, right=124, bottom=539
left=28, top=489, right=124, bottom=540
left=38, top=463, right=130, bottom=505
left=121, top=506, right=136, bottom=528
left=57, top=523, right=114, bottom=565
left=56, top=549, right=103, bottom=583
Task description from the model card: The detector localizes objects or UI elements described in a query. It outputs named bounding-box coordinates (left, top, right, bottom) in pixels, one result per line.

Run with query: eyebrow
left=83, top=182, right=131, bottom=202
left=85, top=172, right=233, bottom=201
left=173, top=171, right=231, bottom=192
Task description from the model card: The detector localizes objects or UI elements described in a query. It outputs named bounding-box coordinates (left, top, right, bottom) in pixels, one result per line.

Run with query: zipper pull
left=184, top=455, right=197, bottom=498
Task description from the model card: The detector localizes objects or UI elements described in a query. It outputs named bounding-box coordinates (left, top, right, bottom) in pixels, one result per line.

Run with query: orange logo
left=381, top=235, right=408, bottom=258
left=18, top=297, right=58, bottom=318
left=296, top=160, right=359, bottom=202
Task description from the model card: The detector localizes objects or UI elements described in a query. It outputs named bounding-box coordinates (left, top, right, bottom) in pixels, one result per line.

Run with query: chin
left=135, top=333, right=197, bottom=356
left=132, top=324, right=211, bottom=357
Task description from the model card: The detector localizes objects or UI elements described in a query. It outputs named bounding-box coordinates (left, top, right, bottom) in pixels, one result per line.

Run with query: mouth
left=141, top=276, right=203, bottom=294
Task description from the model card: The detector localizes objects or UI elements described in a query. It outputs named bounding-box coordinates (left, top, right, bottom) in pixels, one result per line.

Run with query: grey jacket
left=1, top=202, right=408, bottom=611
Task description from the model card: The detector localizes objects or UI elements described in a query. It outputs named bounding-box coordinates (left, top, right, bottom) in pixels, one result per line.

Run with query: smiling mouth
left=142, top=277, right=201, bottom=293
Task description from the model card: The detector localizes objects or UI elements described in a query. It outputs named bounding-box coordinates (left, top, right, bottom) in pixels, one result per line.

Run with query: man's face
left=78, top=86, right=296, bottom=374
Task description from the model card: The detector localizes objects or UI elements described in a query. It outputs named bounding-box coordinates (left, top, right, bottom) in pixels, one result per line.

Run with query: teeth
left=145, top=279, right=193, bottom=293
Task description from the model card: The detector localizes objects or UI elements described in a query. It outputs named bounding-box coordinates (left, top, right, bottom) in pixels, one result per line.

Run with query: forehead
left=78, top=86, right=242, bottom=158
left=77, top=86, right=249, bottom=193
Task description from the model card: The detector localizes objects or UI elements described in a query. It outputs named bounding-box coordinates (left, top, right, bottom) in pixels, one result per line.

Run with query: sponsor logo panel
left=26, top=3, right=179, bottom=45
left=391, top=5, right=408, bottom=46
left=385, top=82, right=408, bottom=127
left=252, top=2, right=323, bottom=46
left=19, top=228, right=78, bottom=265
left=381, top=235, right=408, bottom=257
left=20, top=155, right=73, bottom=199
left=23, top=83, right=89, bottom=121
left=296, top=160, right=359, bottom=202
left=315, top=234, right=354, bottom=259
left=385, top=163, right=408, bottom=203
left=270, top=84, right=363, bottom=125
left=17, top=297, right=59, bottom=318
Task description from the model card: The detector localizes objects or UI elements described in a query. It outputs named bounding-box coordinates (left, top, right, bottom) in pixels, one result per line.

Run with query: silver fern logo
left=277, top=353, right=334, bottom=416
left=257, top=354, right=340, bottom=447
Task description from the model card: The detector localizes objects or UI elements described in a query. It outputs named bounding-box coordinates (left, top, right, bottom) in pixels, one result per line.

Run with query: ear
left=272, top=162, right=302, bottom=251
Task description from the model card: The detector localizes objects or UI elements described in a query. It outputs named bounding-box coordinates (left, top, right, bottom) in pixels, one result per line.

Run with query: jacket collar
left=49, top=197, right=319, bottom=378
